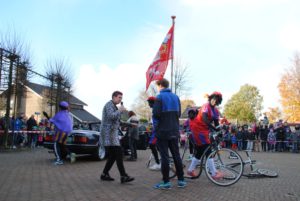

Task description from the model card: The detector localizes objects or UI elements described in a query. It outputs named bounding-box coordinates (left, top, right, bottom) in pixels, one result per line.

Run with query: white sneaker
left=54, top=160, right=64, bottom=165
left=149, top=163, right=161, bottom=171
left=187, top=155, right=193, bottom=161
left=70, top=153, right=76, bottom=163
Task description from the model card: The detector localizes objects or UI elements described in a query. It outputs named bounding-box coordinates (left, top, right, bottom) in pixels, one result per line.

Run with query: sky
left=1, top=0, right=300, bottom=119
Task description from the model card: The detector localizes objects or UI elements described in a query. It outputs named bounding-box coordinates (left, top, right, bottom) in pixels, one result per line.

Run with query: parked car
left=43, top=129, right=105, bottom=160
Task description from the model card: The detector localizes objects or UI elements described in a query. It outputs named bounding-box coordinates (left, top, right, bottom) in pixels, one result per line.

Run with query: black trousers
left=261, top=141, right=267, bottom=151
left=129, top=138, right=138, bottom=159
left=189, top=139, right=194, bottom=155
left=194, top=144, right=211, bottom=160
left=149, top=144, right=160, bottom=164
left=54, top=142, right=68, bottom=161
left=103, top=146, right=126, bottom=176
left=157, top=138, right=184, bottom=182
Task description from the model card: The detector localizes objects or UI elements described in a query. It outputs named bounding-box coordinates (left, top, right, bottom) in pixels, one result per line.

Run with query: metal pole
left=50, top=74, right=54, bottom=117
left=171, top=16, right=176, bottom=93
left=0, top=49, right=3, bottom=87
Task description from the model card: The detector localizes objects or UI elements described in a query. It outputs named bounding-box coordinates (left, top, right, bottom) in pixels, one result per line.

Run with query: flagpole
left=171, top=16, right=176, bottom=93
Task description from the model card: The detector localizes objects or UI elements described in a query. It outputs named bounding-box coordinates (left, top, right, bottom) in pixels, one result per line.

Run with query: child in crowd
left=267, top=128, right=276, bottom=152
left=231, top=133, right=237, bottom=150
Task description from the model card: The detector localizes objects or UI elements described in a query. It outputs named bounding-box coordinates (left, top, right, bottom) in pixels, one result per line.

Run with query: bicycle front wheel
left=205, top=148, right=243, bottom=186
left=257, top=168, right=278, bottom=178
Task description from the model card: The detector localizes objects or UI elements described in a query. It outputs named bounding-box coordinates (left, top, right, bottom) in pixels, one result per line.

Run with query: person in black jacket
left=27, top=115, right=37, bottom=147
left=260, top=125, right=269, bottom=152
left=126, top=111, right=139, bottom=161
left=152, top=78, right=186, bottom=189
left=236, top=127, right=243, bottom=151
left=242, top=125, right=248, bottom=150
left=275, top=121, right=285, bottom=152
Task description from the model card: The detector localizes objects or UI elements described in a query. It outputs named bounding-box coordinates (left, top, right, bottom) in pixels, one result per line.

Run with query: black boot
left=120, top=175, right=134, bottom=183
left=100, top=173, right=115, bottom=181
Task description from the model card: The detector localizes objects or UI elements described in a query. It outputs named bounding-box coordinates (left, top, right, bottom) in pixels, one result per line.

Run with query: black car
left=43, top=129, right=105, bottom=160
left=44, top=126, right=150, bottom=158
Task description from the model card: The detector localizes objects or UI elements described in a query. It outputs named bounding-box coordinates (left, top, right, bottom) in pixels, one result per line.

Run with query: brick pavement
left=0, top=148, right=299, bottom=201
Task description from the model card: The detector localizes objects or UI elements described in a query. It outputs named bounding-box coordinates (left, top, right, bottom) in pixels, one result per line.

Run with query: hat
left=147, top=96, right=156, bottom=101
left=59, top=101, right=69, bottom=108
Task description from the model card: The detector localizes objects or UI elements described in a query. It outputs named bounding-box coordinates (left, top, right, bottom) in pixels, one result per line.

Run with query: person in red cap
left=50, top=101, right=73, bottom=165
left=147, top=96, right=161, bottom=171
left=187, top=92, right=224, bottom=179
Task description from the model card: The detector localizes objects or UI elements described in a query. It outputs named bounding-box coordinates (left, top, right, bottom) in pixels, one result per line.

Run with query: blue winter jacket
left=152, top=88, right=181, bottom=140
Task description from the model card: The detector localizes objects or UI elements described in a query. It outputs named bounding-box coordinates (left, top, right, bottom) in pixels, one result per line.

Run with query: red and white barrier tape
left=0, top=130, right=54, bottom=134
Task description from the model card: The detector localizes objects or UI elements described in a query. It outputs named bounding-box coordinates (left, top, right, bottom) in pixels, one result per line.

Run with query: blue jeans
left=292, top=142, right=298, bottom=153
left=31, top=134, right=37, bottom=147
left=237, top=140, right=243, bottom=150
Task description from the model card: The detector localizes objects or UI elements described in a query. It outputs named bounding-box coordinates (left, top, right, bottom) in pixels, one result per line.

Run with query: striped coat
left=100, top=100, right=121, bottom=146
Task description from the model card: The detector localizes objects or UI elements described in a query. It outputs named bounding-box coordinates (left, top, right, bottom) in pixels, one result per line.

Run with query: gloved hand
left=210, top=125, right=220, bottom=132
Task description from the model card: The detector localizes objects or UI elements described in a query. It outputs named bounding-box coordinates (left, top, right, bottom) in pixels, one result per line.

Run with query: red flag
left=146, top=25, right=174, bottom=90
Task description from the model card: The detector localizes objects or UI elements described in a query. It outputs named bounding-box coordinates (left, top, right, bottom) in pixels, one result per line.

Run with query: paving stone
left=0, top=148, right=299, bottom=201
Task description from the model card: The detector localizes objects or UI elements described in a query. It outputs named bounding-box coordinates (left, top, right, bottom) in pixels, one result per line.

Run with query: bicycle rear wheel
left=169, top=158, right=177, bottom=179
left=205, top=148, right=243, bottom=186
left=257, top=168, right=278, bottom=178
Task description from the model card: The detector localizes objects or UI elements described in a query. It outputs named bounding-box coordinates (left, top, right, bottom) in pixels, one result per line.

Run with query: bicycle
left=240, top=150, right=278, bottom=178
left=180, top=130, right=244, bottom=186
left=146, top=150, right=177, bottom=179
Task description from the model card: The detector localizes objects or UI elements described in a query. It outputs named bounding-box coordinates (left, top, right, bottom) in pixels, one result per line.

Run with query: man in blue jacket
left=152, top=78, right=186, bottom=189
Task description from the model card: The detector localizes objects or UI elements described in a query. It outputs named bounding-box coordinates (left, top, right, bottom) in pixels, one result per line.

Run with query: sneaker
left=177, top=180, right=187, bottom=188
left=186, top=155, right=193, bottom=161
left=100, top=173, right=115, bottom=181
left=70, top=153, right=76, bottom=163
left=126, top=157, right=137, bottom=161
left=153, top=181, right=172, bottom=190
left=187, top=170, right=197, bottom=177
left=212, top=171, right=224, bottom=180
left=149, top=163, right=161, bottom=171
left=121, top=175, right=135, bottom=183
left=54, top=160, right=64, bottom=165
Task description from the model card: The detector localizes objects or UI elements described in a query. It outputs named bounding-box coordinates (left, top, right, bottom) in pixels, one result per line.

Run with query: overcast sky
left=1, top=0, right=300, bottom=118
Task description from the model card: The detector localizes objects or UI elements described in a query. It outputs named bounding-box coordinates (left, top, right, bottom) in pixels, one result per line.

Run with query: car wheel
left=94, top=144, right=106, bottom=160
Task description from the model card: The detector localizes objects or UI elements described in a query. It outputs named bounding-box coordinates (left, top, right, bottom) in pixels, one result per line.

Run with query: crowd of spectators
left=0, top=114, right=51, bottom=149
left=220, top=118, right=300, bottom=153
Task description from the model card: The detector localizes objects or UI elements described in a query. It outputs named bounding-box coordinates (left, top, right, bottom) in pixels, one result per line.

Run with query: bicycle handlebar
left=209, top=130, right=223, bottom=145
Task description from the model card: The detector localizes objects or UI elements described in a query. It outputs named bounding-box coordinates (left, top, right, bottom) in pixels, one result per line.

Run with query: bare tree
left=173, top=57, right=191, bottom=97
left=131, top=90, right=152, bottom=121
left=0, top=27, right=33, bottom=147
left=44, top=57, right=74, bottom=115
left=0, top=27, right=33, bottom=115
